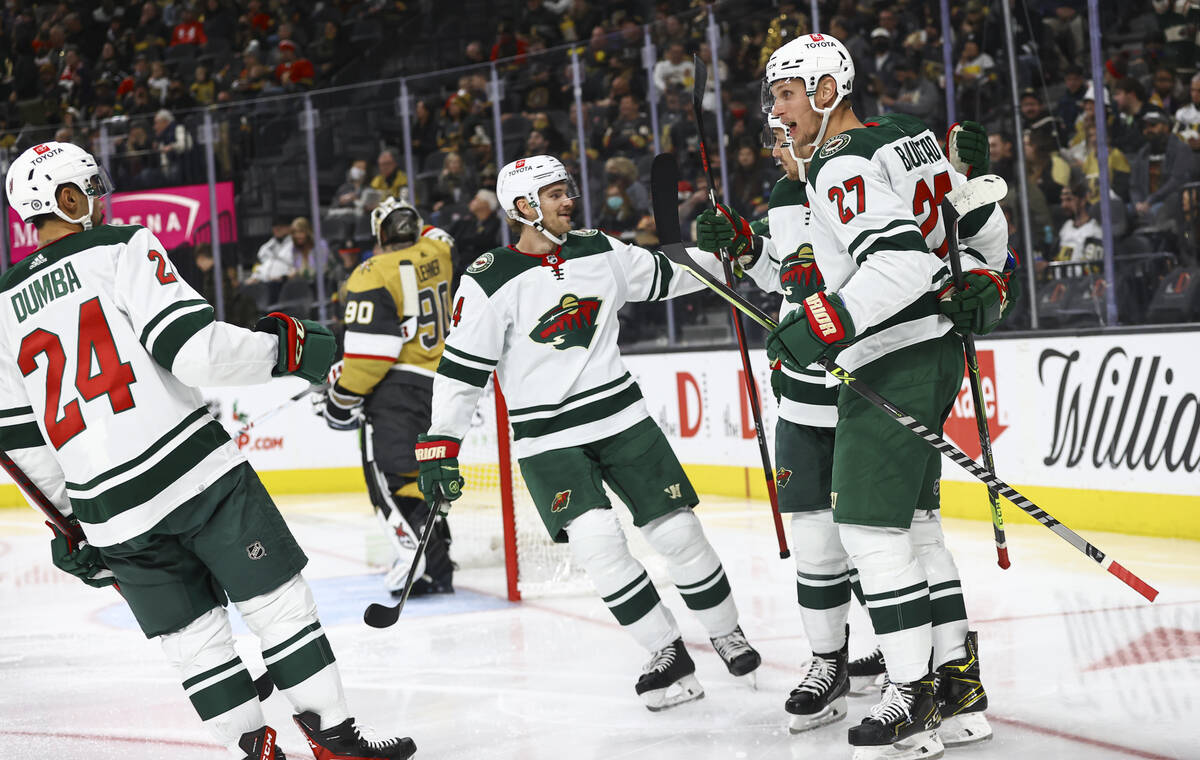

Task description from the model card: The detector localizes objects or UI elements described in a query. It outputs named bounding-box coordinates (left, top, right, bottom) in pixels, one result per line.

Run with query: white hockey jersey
left=805, top=114, right=1009, bottom=371
left=429, top=230, right=722, bottom=458
left=0, top=225, right=278, bottom=547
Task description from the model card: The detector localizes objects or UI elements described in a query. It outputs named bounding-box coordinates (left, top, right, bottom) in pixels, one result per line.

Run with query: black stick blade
left=692, top=55, right=708, bottom=110
left=651, top=153, right=682, bottom=246
left=363, top=601, right=401, bottom=629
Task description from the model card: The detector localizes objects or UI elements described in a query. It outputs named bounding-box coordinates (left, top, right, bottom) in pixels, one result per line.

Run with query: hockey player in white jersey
left=0, top=142, right=416, bottom=760
left=760, top=35, right=1016, bottom=758
left=415, top=155, right=761, bottom=710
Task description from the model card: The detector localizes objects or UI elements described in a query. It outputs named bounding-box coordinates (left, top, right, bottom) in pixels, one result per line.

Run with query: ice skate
left=636, top=638, right=705, bottom=712
left=848, top=674, right=943, bottom=760
left=239, top=726, right=286, bottom=760
left=785, top=639, right=849, bottom=733
left=936, top=631, right=992, bottom=747
left=849, top=647, right=887, bottom=696
left=710, top=624, right=761, bottom=685
left=293, top=711, right=416, bottom=760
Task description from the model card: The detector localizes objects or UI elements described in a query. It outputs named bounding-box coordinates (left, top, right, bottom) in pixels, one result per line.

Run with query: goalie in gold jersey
left=323, top=196, right=456, bottom=597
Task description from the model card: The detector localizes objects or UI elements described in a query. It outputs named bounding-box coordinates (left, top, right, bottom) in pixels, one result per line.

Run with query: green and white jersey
left=430, top=230, right=721, bottom=458
left=745, top=178, right=838, bottom=428
left=805, top=113, right=1009, bottom=371
left=0, top=225, right=278, bottom=547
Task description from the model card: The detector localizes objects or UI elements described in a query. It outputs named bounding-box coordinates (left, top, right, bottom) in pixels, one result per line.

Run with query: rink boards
left=1, top=327, right=1196, bottom=540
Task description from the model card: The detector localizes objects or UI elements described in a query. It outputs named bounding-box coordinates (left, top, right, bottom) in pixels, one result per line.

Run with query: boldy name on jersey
left=11, top=262, right=82, bottom=323
left=893, top=134, right=942, bottom=173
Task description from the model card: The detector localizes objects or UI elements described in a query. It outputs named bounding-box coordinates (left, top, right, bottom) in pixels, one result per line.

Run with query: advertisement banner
left=7, top=182, right=238, bottom=264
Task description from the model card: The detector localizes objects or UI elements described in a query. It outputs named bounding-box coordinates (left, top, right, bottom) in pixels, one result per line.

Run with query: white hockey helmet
left=763, top=113, right=804, bottom=176
left=6, top=141, right=113, bottom=230
left=762, top=34, right=855, bottom=163
left=496, top=155, right=579, bottom=245
left=371, top=194, right=424, bottom=249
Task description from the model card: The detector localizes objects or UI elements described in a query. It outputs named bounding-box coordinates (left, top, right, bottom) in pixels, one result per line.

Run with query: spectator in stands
left=597, top=183, right=638, bottom=239
left=954, top=35, right=997, bottom=120
left=603, top=156, right=649, bottom=215
left=1019, top=88, right=1065, bottom=147
left=190, top=65, right=216, bottom=106
left=1174, top=73, right=1200, bottom=169
left=696, top=41, right=727, bottom=113
left=290, top=217, right=328, bottom=279
left=879, top=58, right=942, bottom=128
left=1055, top=183, right=1103, bottom=268
left=1112, top=78, right=1150, bottom=155
left=311, top=21, right=350, bottom=81
left=170, top=8, right=207, bottom=47
left=1080, top=120, right=1132, bottom=208
left=203, top=0, right=236, bottom=46
left=409, top=99, right=440, bottom=166
left=436, top=91, right=475, bottom=154
left=132, top=1, right=168, bottom=55
left=333, top=158, right=370, bottom=210
left=526, top=128, right=553, bottom=157
left=989, top=132, right=1016, bottom=186
left=248, top=217, right=296, bottom=284
left=147, top=60, right=170, bottom=103
left=370, top=148, right=408, bottom=198
left=118, top=122, right=162, bottom=189
left=432, top=151, right=478, bottom=214
left=450, top=190, right=503, bottom=271
left=1055, top=65, right=1088, bottom=131
left=1130, top=110, right=1194, bottom=229
left=602, top=94, right=652, bottom=158
left=654, top=42, right=693, bottom=95
left=865, top=28, right=901, bottom=107
left=1149, top=66, right=1183, bottom=113
left=195, top=244, right=257, bottom=328
left=729, top=143, right=772, bottom=217
left=152, top=109, right=193, bottom=184
left=275, top=40, right=314, bottom=90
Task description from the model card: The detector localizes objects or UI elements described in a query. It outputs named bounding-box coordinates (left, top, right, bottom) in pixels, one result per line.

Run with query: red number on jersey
left=912, top=171, right=953, bottom=255
left=828, top=176, right=866, bottom=224
left=452, top=296, right=464, bottom=327
left=18, top=299, right=138, bottom=449
left=148, top=250, right=178, bottom=284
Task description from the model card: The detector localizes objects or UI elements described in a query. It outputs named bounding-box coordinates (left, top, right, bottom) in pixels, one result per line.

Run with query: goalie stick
left=650, top=154, right=1158, bottom=602
left=362, top=495, right=448, bottom=629
left=941, top=176, right=1011, bottom=570
left=692, top=55, right=789, bottom=560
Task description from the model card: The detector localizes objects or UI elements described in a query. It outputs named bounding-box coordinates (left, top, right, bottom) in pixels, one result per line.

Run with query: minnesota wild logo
left=550, top=489, right=572, bottom=512
left=779, top=244, right=820, bottom=300
left=775, top=468, right=792, bottom=488
left=529, top=293, right=602, bottom=349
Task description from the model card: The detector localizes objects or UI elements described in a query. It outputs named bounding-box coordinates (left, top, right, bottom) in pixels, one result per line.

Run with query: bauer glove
left=415, top=434, right=465, bottom=507
left=766, top=291, right=856, bottom=370
left=946, top=121, right=989, bottom=177
left=937, top=268, right=1011, bottom=335
left=323, top=383, right=364, bottom=431
left=255, top=312, right=337, bottom=385
left=696, top=204, right=761, bottom=270
left=49, top=518, right=117, bottom=589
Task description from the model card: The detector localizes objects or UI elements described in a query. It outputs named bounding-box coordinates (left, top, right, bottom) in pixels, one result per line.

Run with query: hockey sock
left=838, top=523, right=933, bottom=683
left=160, top=606, right=265, bottom=753
left=848, top=566, right=865, bottom=607
left=790, top=510, right=851, bottom=653
left=912, top=509, right=968, bottom=666
left=566, top=508, right=680, bottom=652
left=236, top=574, right=350, bottom=727
left=639, top=508, right=738, bottom=638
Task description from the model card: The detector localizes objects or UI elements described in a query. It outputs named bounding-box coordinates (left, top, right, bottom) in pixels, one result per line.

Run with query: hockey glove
left=946, top=121, right=989, bottom=177
left=415, top=434, right=465, bottom=507
left=769, top=359, right=783, bottom=402
left=255, top=312, right=337, bottom=385
left=49, top=518, right=116, bottom=589
left=937, top=269, right=1011, bottom=335
left=766, top=291, right=856, bottom=370
left=323, top=383, right=364, bottom=431
left=696, top=204, right=761, bottom=270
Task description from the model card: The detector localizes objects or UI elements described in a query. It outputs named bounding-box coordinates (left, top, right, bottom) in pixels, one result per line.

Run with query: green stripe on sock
left=607, top=580, right=662, bottom=626
left=676, top=565, right=723, bottom=591
left=862, top=581, right=928, bottom=603
left=797, top=579, right=852, bottom=610
left=262, top=622, right=321, bottom=660
left=849, top=569, right=865, bottom=606
left=678, top=570, right=731, bottom=612
left=601, top=571, right=649, bottom=603
left=181, top=657, right=242, bottom=690
left=187, top=668, right=256, bottom=721
left=929, top=580, right=962, bottom=594
left=866, top=595, right=932, bottom=636
left=931, top=592, right=967, bottom=626
left=265, top=634, right=336, bottom=691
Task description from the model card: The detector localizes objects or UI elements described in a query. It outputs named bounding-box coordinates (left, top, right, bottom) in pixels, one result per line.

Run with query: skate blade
left=642, top=674, right=705, bottom=712
left=848, top=673, right=886, bottom=697
left=940, top=712, right=992, bottom=747
left=787, top=696, right=846, bottom=733
left=851, top=730, right=944, bottom=760
left=735, top=670, right=758, bottom=691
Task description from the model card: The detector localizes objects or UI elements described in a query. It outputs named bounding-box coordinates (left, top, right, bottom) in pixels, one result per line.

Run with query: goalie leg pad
left=639, top=508, right=738, bottom=638
left=160, top=606, right=265, bottom=752
left=790, top=510, right=852, bottom=653
left=911, top=509, right=968, bottom=667
left=566, top=508, right=680, bottom=653
left=839, top=523, right=932, bottom=684
left=235, top=574, right=350, bottom=726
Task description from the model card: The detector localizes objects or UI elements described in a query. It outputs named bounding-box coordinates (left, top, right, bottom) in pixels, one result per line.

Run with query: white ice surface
left=2, top=493, right=1198, bottom=759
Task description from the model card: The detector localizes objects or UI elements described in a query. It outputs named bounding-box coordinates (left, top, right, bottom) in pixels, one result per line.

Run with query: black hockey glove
left=415, top=434, right=464, bottom=507
left=49, top=518, right=117, bottom=589
left=323, top=383, right=364, bottom=431
left=255, top=312, right=337, bottom=385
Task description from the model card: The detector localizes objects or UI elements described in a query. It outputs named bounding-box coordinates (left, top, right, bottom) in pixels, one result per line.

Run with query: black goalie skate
left=239, top=726, right=286, bottom=760
left=710, top=625, right=761, bottom=682
left=293, top=711, right=416, bottom=760
left=848, top=673, right=943, bottom=760
left=936, top=631, right=992, bottom=747
left=636, top=637, right=705, bottom=712
left=785, top=639, right=850, bottom=733
left=848, top=647, right=887, bottom=696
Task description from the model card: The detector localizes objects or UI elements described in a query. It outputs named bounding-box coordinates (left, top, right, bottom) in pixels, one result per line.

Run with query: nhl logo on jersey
left=529, top=293, right=602, bottom=350
left=550, top=490, right=571, bottom=512
left=775, top=468, right=792, bottom=488
left=467, top=252, right=494, bottom=273
left=818, top=133, right=851, bottom=159
left=246, top=540, right=267, bottom=560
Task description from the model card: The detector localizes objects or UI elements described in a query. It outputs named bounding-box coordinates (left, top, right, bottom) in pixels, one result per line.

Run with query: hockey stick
left=236, top=383, right=327, bottom=438
left=941, top=176, right=1011, bottom=570
left=362, top=495, right=448, bottom=629
left=650, top=154, right=1159, bottom=602
left=690, top=58, right=789, bottom=560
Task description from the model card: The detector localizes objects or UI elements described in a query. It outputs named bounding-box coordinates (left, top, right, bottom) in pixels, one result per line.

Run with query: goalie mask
left=496, top=155, right=580, bottom=245
left=762, top=34, right=854, bottom=171
left=371, top=195, right=422, bottom=250
left=6, top=141, right=113, bottom=230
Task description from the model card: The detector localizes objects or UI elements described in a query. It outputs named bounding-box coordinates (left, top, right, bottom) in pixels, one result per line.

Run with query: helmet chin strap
left=515, top=196, right=567, bottom=246
left=798, top=88, right=846, bottom=177
left=53, top=195, right=97, bottom=230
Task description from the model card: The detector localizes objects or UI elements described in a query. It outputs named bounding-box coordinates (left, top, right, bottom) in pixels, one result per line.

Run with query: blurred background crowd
left=0, top=0, right=1197, bottom=344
